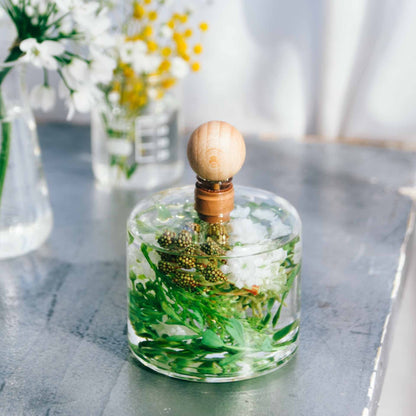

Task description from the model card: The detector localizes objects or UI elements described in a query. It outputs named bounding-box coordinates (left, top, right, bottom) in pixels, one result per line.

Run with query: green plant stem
left=0, top=46, right=24, bottom=211
left=0, top=91, right=11, bottom=210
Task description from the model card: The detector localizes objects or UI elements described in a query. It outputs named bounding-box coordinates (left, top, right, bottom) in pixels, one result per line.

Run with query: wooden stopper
left=187, top=121, right=246, bottom=223
left=194, top=184, right=234, bottom=224
left=187, top=121, right=246, bottom=181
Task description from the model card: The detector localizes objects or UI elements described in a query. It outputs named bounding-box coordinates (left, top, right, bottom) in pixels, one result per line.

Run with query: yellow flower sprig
left=107, top=0, right=210, bottom=116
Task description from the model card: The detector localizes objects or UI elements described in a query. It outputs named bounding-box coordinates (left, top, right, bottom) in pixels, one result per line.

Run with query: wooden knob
left=187, top=121, right=246, bottom=181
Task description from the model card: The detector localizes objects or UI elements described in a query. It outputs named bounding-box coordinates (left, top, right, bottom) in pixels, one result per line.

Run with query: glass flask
left=91, top=95, right=183, bottom=190
left=126, top=121, right=302, bottom=381
left=0, top=63, right=53, bottom=259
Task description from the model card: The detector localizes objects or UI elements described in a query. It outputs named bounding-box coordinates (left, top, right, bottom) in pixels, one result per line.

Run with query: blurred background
left=3, top=0, right=416, bottom=144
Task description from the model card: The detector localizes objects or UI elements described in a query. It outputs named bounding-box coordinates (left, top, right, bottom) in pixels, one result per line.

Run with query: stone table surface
left=1, top=124, right=415, bottom=416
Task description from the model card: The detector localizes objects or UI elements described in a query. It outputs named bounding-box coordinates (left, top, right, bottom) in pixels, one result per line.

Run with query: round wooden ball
left=187, top=121, right=246, bottom=181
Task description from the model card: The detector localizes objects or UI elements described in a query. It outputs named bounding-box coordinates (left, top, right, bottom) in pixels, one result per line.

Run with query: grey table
left=1, top=124, right=415, bottom=416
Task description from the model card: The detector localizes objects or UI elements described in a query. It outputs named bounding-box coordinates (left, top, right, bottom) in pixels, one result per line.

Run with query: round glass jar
left=91, top=95, right=183, bottom=190
left=127, top=185, right=302, bottom=382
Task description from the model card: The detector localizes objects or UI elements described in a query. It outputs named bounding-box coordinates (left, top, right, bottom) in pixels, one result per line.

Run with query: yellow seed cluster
left=109, top=1, right=209, bottom=116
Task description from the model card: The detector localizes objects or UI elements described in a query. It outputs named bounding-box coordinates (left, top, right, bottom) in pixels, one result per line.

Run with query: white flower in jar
left=63, top=58, right=90, bottom=88
left=19, top=38, right=64, bottom=70
left=170, top=57, right=189, bottom=79
left=119, top=40, right=146, bottom=64
left=30, top=85, right=56, bottom=112
left=160, top=25, right=173, bottom=39
left=230, top=218, right=267, bottom=244
left=230, top=205, right=250, bottom=219
left=221, top=238, right=287, bottom=292
left=89, top=52, right=116, bottom=84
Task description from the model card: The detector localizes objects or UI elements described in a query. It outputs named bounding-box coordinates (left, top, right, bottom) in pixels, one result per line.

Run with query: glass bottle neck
left=196, top=177, right=233, bottom=192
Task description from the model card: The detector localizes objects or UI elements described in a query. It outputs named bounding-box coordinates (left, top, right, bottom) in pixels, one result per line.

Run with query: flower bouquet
left=0, top=0, right=114, bottom=258
left=91, top=0, right=210, bottom=189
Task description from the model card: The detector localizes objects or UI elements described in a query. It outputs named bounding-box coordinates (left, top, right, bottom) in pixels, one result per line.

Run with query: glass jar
left=127, top=185, right=302, bottom=382
left=91, top=96, right=183, bottom=190
left=0, top=63, right=53, bottom=259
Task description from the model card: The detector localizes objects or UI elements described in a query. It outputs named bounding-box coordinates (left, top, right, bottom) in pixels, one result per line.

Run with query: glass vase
left=91, top=96, right=183, bottom=190
left=127, top=185, right=302, bottom=382
left=0, top=63, right=53, bottom=259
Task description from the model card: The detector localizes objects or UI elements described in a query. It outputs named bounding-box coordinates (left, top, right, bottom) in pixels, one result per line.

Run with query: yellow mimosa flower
left=179, top=14, right=188, bottom=24
left=161, top=47, right=172, bottom=57
left=191, top=62, right=200, bottom=72
left=172, top=32, right=183, bottom=42
left=184, top=28, right=193, bottom=38
left=123, top=66, right=135, bottom=78
left=126, top=33, right=142, bottom=41
left=177, top=41, right=188, bottom=54
left=147, top=40, right=158, bottom=52
left=133, top=2, right=145, bottom=19
left=148, top=10, right=158, bottom=21
left=174, top=35, right=188, bottom=54
left=167, top=19, right=175, bottom=29
left=193, top=44, right=202, bottom=54
left=159, top=60, right=171, bottom=72
left=161, top=78, right=176, bottom=89
left=144, top=0, right=151, bottom=4
left=143, top=25, right=153, bottom=37
left=199, top=22, right=209, bottom=31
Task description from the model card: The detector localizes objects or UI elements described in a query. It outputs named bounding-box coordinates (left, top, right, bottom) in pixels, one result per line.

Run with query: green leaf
left=161, top=301, right=182, bottom=323
left=274, top=329, right=299, bottom=347
left=201, top=330, right=224, bottom=348
left=225, top=318, right=245, bottom=346
left=128, top=231, right=135, bottom=245
left=191, top=309, right=204, bottom=327
left=272, top=264, right=300, bottom=326
left=267, top=297, right=276, bottom=311
left=260, top=313, right=271, bottom=326
left=219, top=352, right=244, bottom=367
left=172, top=358, right=192, bottom=370
left=260, top=337, right=274, bottom=352
left=197, top=361, right=223, bottom=375
left=165, top=335, right=197, bottom=342
left=272, top=320, right=299, bottom=342
left=126, top=162, right=138, bottom=178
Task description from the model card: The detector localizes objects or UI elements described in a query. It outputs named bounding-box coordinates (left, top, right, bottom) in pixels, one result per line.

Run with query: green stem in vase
left=0, top=89, right=11, bottom=210
left=0, top=46, right=24, bottom=211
